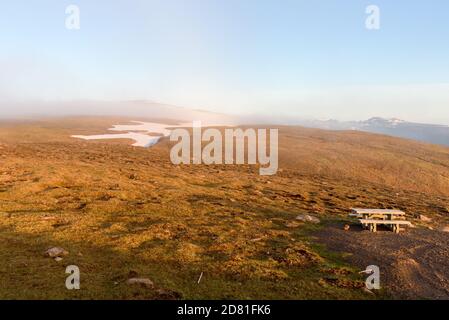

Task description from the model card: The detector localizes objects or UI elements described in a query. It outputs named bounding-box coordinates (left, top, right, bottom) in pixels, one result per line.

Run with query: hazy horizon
left=1, top=99, right=449, bottom=127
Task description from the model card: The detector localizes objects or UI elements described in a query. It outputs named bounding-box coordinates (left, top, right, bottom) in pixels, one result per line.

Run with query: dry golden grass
left=0, top=116, right=447, bottom=299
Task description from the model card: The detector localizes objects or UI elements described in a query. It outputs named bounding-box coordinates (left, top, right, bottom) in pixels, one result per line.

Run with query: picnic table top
left=351, top=208, right=405, bottom=215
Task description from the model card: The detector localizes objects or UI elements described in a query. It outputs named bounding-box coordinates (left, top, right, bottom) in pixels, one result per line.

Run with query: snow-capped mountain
left=296, top=117, right=449, bottom=147
left=360, top=117, right=406, bottom=127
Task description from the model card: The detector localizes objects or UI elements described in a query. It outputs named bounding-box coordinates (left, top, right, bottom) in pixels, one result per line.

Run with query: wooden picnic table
left=349, top=208, right=410, bottom=234
left=350, top=208, right=405, bottom=220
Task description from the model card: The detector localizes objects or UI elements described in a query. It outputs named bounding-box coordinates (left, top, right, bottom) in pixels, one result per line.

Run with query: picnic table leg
left=393, top=224, right=400, bottom=234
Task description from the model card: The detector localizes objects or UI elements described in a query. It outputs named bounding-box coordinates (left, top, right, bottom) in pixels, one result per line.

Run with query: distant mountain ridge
left=296, top=117, right=449, bottom=147
left=3, top=100, right=448, bottom=147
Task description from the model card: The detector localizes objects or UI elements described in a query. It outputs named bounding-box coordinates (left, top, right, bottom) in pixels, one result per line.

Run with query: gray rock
left=45, top=247, right=69, bottom=258
left=285, top=221, right=301, bottom=228
left=126, top=278, right=154, bottom=288
left=296, top=214, right=320, bottom=224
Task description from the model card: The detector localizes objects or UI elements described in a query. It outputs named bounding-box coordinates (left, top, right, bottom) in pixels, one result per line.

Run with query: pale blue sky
left=1, top=0, right=449, bottom=123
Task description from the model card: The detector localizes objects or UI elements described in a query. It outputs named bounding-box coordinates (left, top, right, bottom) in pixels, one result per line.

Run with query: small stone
left=419, top=215, right=432, bottom=222
left=441, top=226, right=449, bottom=232
left=155, top=288, right=183, bottom=300
left=42, top=216, right=56, bottom=221
left=285, top=221, right=301, bottom=228
left=343, top=224, right=350, bottom=231
left=126, top=278, right=154, bottom=288
left=45, top=247, right=69, bottom=258
left=295, top=214, right=320, bottom=224
left=54, top=257, right=63, bottom=262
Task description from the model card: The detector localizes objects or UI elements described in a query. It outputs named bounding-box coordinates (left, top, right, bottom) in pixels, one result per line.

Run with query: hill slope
left=0, top=117, right=447, bottom=299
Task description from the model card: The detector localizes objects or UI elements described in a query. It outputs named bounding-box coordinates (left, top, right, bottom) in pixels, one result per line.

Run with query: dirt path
left=315, top=223, right=449, bottom=299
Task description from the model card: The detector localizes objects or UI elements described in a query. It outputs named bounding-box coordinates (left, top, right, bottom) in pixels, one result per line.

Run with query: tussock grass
left=0, top=117, right=447, bottom=299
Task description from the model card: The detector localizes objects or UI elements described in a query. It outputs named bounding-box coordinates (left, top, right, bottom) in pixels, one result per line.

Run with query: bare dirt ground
left=315, top=223, right=449, bottom=299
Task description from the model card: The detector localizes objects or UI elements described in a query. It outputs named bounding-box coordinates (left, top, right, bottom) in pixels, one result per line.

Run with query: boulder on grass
left=126, top=278, right=154, bottom=288
left=295, top=214, right=320, bottom=224
left=419, top=215, right=432, bottom=222
left=45, top=247, right=69, bottom=258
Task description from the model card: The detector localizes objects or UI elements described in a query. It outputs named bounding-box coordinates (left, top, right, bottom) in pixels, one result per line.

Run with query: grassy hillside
left=0, top=117, right=447, bottom=299
left=278, top=126, right=449, bottom=197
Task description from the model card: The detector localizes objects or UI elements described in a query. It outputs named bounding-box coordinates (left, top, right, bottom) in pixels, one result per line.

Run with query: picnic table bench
left=350, top=208, right=411, bottom=234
